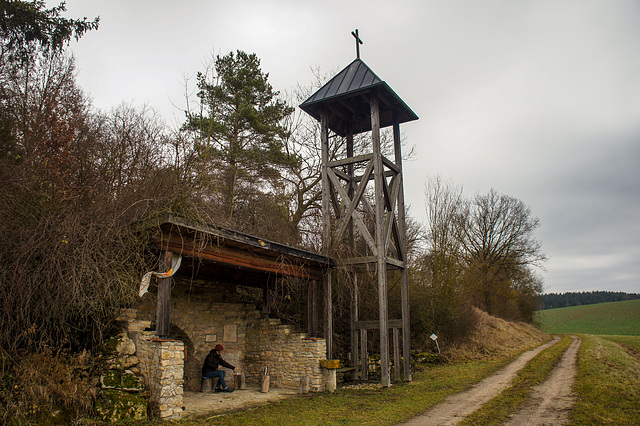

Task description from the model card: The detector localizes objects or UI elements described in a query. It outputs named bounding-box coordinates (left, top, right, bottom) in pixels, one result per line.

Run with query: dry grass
left=447, top=308, right=549, bottom=361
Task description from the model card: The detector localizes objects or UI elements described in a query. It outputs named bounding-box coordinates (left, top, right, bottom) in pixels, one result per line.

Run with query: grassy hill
left=535, top=299, right=640, bottom=335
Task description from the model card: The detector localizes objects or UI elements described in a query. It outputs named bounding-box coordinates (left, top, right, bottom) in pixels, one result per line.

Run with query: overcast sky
left=58, top=0, right=639, bottom=294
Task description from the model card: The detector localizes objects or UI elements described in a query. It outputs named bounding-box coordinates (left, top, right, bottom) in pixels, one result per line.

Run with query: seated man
left=202, top=344, right=238, bottom=393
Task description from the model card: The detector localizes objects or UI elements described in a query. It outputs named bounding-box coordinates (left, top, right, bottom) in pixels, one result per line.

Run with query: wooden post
left=324, top=271, right=333, bottom=359
left=347, top=129, right=360, bottom=377
left=350, top=274, right=359, bottom=378
left=300, top=375, right=310, bottom=394
left=371, top=94, right=390, bottom=387
left=393, top=327, right=401, bottom=382
left=156, top=250, right=172, bottom=338
left=308, top=279, right=317, bottom=337
left=320, top=108, right=333, bottom=360
left=262, top=279, right=272, bottom=318
left=360, top=328, right=368, bottom=381
left=394, top=116, right=412, bottom=381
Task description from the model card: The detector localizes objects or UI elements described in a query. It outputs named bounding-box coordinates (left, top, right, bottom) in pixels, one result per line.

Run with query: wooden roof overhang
left=146, top=215, right=332, bottom=286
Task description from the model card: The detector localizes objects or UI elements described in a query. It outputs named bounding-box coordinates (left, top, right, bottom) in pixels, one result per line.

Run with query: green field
left=535, top=299, right=640, bottom=335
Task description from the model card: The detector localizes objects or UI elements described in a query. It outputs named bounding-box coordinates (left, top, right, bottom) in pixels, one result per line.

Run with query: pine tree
left=184, top=50, right=295, bottom=224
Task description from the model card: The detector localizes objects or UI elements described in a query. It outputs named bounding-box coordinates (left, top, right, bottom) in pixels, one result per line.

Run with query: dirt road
left=505, top=335, right=581, bottom=425
left=401, top=336, right=577, bottom=425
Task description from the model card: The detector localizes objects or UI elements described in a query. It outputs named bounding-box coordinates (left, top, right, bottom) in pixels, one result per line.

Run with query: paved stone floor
left=181, top=386, right=300, bottom=420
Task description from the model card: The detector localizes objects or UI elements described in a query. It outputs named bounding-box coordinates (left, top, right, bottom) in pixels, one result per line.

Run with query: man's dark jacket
left=202, top=349, right=235, bottom=375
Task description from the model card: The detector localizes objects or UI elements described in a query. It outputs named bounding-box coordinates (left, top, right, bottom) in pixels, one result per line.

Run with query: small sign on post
left=430, top=333, right=440, bottom=354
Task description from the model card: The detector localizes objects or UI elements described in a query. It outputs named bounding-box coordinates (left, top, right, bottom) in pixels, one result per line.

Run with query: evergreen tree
left=184, top=50, right=296, bottom=225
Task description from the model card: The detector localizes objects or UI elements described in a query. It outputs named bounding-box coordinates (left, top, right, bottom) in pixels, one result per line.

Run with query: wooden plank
left=354, top=319, right=403, bottom=330
left=156, top=250, right=172, bottom=338
left=332, top=167, right=394, bottom=184
left=327, top=153, right=372, bottom=168
left=386, top=257, right=406, bottom=269
left=381, top=154, right=401, bottom=174
left=336, top=256, right=377, bottom=266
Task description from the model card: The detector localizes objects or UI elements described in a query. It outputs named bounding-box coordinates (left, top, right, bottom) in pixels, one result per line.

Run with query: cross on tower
left=351, top=29, right=363, bottom=59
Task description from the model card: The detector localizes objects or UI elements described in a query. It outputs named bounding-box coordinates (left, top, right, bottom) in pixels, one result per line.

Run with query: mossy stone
left=101, top=370, right=144, bottom=391
left=95, top=389, right=147, bottom=422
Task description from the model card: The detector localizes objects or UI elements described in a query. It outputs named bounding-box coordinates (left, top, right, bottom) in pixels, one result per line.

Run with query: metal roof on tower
left=299, top=58, right=418, bottom=137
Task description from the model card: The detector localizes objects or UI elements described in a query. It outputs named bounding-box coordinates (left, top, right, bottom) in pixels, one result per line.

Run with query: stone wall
left=135, top=332, right=184, bottom=420
left=245, top=318, right=326, bottom=391
left=135, top=283, right=259, bottom=391
left=135, top=280, right=327, bottom=395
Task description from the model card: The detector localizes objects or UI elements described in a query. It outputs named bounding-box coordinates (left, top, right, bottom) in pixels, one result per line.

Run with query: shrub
left=0, top=349, right=101, bottom=423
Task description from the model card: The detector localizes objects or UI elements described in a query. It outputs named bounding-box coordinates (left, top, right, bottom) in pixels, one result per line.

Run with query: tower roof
left=299, top=59, right=418, bottom=136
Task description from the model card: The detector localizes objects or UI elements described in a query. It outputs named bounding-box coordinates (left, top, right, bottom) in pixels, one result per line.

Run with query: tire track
left=505, top=335, right=581, bottom=425
left=401, top=337, right=560, bottom=426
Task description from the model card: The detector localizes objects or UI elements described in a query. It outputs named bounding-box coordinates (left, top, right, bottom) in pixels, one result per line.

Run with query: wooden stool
left=200, top=376, right=219, bottom=392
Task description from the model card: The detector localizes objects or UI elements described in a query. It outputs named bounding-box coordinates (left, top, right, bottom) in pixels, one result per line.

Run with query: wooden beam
left=262, top=279, right=272, bottom=317
left=331, top=161, right=374, bottom=246
left=321, top=108, right=333, bottom=360
left=324, top=270, right=333, bottom=359
left=327, top=167, right=377, bottom=254
left=328, top=153, right=372, bottom=168
left=360, top=329, right=368, bottom=381
left=308, top=280, right=317, bottom=337
left=160, top=241, right=323, bottom=280
left=394, top=115, right=412, bottom=382
left=371, top=93, right=391, bottom=388
left=350, top=275, right=359, bottom=372
left=156, top=250, right=172, bottom=338
left=381, top=155, right=401, bottom=174
left=393, top=327, right=401, bottom=382
left=354, top=319, right=403, bottom=330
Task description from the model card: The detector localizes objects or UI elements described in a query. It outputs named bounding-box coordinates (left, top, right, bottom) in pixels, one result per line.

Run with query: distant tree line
left=542, top=291, right=640, bottom=310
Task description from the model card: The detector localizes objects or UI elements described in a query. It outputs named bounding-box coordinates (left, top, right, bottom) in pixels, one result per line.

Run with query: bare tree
left=459, top=189, right=546, bottom=318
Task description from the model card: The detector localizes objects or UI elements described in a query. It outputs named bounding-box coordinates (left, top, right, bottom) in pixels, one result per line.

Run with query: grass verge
left=459, top=335, right=573, bottom=425
left=570, top=334, right=640, bottom=424
left=177, top=357, right=527, bottom=425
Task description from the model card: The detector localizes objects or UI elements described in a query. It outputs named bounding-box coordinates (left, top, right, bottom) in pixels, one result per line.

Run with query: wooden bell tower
left=300, top=31, right=418, bottom=387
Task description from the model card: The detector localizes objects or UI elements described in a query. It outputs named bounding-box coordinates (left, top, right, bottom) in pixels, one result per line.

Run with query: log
left=299, top=375, right=310, bottom=394
left=323, top=369, right=337, bottom=392
left=234, top=373, right=246, bottom=390
left=200, top=377, right=213, bottom=392
left=260, top=375, right=270, bottom=393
